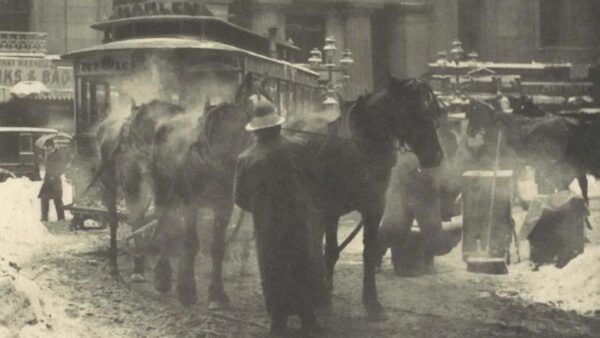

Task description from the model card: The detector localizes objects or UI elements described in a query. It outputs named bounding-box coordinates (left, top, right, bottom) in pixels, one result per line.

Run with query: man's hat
left=245, top=100, right=285, bottom=131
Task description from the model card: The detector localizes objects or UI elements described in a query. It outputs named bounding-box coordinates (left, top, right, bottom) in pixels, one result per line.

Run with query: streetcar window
left=79, top=80, right=112, bottom=130
left=279, top=81, right=288, bottom=117
left=288, top=83, right=295, bottom=117
left=93, top=84, right=111, bottom=124
left=297, top=86, right=304, bottom=115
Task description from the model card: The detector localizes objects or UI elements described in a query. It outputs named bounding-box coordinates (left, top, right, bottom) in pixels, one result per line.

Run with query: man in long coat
left=234, top=100, right=325, bottom=334
left=38, top=139, right=66, bottom=221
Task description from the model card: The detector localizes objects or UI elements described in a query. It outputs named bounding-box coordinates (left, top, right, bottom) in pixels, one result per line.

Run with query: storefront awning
left=0, top=86, right=73, bottom=103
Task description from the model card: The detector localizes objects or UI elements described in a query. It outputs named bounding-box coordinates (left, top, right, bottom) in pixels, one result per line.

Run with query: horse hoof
left=130, top=273, right=146, bottom=283
left=366, top=307, right=387, bottom=322
left=207, top=300, right=228, bottom=311
left=177, top=283, right=197, bottom=307
left=109, top=266, right=119, bottom=277
left=208, top=287, right=231, bottom=307
left=153, top=260, right=172, bottom=293
left=364, top=300, right=386, bottom=322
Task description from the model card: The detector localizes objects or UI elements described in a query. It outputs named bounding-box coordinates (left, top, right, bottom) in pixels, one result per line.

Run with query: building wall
left=458, top=0, right=600, bottom=73
left=29, top=0, right=112, bottom=55
left=246, top=0, right=455, bottom=98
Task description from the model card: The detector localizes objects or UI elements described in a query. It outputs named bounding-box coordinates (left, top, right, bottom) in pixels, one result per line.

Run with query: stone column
left=480, top=0, right=536, bottom=61
left=430, top=0, right=458, bottom=59
left=344, top=6, right=374, bottom=98
left=252, top=0, right=291, bottom=39
left=388, top=4, right=433, bottom=79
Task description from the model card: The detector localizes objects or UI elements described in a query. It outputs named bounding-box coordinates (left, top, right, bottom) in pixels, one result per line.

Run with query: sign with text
left=112, top=0, right=211, bottom=18
left=0, top=57, right=73, bottom=90
left=76, top=53, right=133, bottom=76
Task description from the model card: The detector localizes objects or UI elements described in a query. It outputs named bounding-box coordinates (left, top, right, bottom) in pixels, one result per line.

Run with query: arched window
left=0, top=0, right=31, bottom=31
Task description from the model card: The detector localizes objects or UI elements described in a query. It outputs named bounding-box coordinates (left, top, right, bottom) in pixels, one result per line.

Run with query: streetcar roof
left=90, top=16, right=300, bottom=52
left=62, top=36, right=318, bottom=77
left=0, top=127, right=62, bottom=134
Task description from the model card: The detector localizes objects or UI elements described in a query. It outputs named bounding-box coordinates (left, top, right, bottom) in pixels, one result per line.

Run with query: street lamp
left=449, top=40, right=465, bottom=96
left=306, top=35, right=354, bottom=105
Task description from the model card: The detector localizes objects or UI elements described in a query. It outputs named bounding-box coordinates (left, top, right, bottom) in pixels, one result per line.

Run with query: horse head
left=350, top=77, right=443, bottom=168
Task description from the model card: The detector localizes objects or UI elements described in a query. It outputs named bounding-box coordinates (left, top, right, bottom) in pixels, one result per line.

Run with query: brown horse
left=285, top=77, right=443, bottom=319
left=151, top=103, right=251, bottom=307
left=97, top=100, right=184, bottom=276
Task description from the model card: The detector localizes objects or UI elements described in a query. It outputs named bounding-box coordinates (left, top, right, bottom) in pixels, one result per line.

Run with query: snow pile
left=0, top=259, right=57, bottom=338
left=513, top=246, right=600, bottom=316
left=0, top=178, right=57, bottom=263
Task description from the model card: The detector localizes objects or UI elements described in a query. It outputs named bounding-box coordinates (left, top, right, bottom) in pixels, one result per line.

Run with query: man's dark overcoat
left=234, top=135, right=326, bottom=316
left=38, top=148, right=67, bottom=200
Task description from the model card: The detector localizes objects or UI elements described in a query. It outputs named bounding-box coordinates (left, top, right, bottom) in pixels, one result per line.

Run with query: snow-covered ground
left=0, top=175, right=599, bottom=337
left=0, top=177, right=91, bottom=337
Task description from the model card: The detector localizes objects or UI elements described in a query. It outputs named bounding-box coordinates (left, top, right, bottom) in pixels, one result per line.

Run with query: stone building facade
left=458, top=0, right=600, bottom=75
left=227, top=0, right=459, bottom=97
left=2, top=0, right=598, bottom=97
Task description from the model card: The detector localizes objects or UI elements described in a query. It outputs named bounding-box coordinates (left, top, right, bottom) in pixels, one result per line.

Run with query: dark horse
left=285, top=77, right=443, bottom=318
left=465, top=99, right=599, bottom=205
left=151, top=102, right=251, bottom=307
left=148, top=77, right=442, bottom=318
left=97, top=100, right=184, bottom=276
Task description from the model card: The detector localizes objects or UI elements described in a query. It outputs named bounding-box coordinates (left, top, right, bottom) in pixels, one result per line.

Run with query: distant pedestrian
left=38, top=139, right=66, bottom=221
left=234, top=99, right=325, bottom=335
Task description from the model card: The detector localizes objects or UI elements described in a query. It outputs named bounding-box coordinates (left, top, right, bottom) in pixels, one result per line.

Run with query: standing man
left=38, top=139, right=66, bottom=221
left=234, top=100, right=325, bottom=335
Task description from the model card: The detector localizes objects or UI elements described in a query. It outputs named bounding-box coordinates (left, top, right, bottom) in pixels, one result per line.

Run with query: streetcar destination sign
left=112, top=0, right=210, bottom=18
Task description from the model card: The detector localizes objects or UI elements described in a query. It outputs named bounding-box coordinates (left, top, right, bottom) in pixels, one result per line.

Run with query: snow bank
left=512, top=246, right=600, bottom=316
left=0, top=259, right=57, bottom=338
left=0, top=178, right=58, bottom=263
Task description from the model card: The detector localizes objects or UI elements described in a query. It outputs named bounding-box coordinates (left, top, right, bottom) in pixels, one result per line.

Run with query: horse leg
left=323, top=216, right=339, bottom=295
left=176, top=204, right=199, bottom=306
left=102, top=182, right=119, bottom=276
left=128, top=172, right=153, bottom=282
left=362, top=210, right=386, bottom=320
left=208, top=206, right=232, bottom=309
left=153, top=179, right=173, bottom=293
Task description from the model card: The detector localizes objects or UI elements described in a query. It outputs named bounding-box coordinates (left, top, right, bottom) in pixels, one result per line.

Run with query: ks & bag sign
left=0, top=58, right=73, bottom=90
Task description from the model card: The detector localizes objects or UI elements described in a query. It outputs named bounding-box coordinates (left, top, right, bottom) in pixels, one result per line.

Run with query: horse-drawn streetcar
left=61, top=13, right=322, bottom=229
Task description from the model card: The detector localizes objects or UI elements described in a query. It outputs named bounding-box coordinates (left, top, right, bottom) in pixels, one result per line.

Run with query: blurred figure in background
left=38, top=139, right=66, bottom=221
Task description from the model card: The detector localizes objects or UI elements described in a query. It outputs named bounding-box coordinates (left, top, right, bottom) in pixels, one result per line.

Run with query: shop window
left=285, top=14, right=326, bottom=61
left=0, top=0, right=31, bottom=31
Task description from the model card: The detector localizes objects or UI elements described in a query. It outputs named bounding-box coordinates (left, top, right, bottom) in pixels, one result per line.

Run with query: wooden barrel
left=461, top=170, right=513, bottom=262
